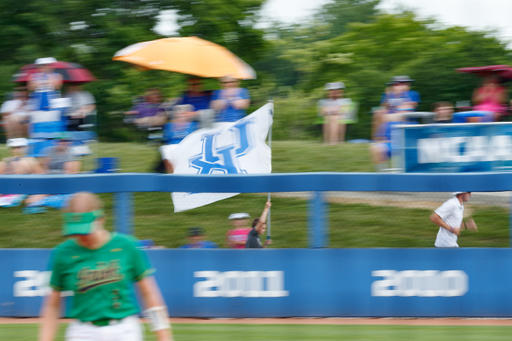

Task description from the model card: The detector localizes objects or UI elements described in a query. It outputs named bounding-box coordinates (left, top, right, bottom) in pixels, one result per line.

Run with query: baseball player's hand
left=265, top=201, right=271, bottom=209
left=451, top=226, right=461, bottom=236
left=264, top=239, right=272, bottom=246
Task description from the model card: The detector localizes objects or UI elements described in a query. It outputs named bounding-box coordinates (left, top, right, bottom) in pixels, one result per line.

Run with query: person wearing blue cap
left=39, top=192, right=173, bottom=341
left=179, top=227, right=217, bottom=249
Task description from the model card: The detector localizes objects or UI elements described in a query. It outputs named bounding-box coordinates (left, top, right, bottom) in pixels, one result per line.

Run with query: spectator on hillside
left=27, top=57, right=63, bottom=112
left=369, top=112, right=406, bottom=172
left=22, top=133, right=81, bottom=210
left=434, top=102, right=454, bottom=123
left=472, top=76, right=508, bottom=122
left=371, top=83, right=393, bottom=140
left=382, top=76, right=420, bottom=115
left=318, top=82, right=353, bottom=145
left=179, top=227, right=217, bottom=249
left=64, top=83, right=96, bottom=131
left=160, top=104, right=199, bottom=173
left=372, top=75, right=420, bottom=141
left=0, top=138, right=43, bottom=175
left=178, top=77, right=213, bottom=117
left=211, top=75, right=250, bottom=124
left=0, top=89, right=31, bottom=139
left=40, top=133, right=81, bottom=174
left=226, top=212, right=252, bottom=249
left=245, top=201, right=272, bottom=249
left=153, top=77, right=214, bottom=129
left=124, top=88, right=165, bottom=128
left=0, top=138, right=43, bottom=208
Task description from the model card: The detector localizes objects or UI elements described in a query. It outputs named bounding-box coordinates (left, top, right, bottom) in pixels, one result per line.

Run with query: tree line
left=0, top=0, right=510, bottom=140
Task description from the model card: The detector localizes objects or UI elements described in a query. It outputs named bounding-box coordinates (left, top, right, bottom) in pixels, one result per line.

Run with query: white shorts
left=159, top=144, right=179, bottom=169
left=65, top=315, right=143, bottom=341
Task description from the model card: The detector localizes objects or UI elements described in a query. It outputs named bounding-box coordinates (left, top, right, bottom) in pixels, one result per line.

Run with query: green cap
left=62, top=210, right=104, bottom=236
left=55, top=131, right=73, bottom=141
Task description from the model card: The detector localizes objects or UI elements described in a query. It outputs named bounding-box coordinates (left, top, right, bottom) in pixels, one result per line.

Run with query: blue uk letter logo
left=189, top=119, right=254, bottom=174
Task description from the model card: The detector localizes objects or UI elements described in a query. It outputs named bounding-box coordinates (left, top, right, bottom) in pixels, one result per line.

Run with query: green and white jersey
left=49, top=233, right=154, bottom=322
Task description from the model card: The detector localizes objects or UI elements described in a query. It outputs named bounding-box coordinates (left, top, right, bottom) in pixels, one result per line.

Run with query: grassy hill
left=0, top=141, right=508, bottom=248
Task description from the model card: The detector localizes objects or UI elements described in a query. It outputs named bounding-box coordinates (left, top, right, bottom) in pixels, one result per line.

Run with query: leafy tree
left=0, top=0, right=165, bottom=117
left=313, top=0, right=381, bottom=38
left=273, top=12, right=512, bottom=139
left=257, top=0, right=381, bottom=87
left=0, top=0, right=269, bottom=140
left=169, top=0, right=267, bottom=65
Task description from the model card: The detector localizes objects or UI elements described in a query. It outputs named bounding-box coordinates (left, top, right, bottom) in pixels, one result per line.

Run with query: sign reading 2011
left=193, top=271, right=289, bottom=298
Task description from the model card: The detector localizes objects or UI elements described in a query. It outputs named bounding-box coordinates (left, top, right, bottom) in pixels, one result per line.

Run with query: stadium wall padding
left=3, top=248, right=512, bottom=318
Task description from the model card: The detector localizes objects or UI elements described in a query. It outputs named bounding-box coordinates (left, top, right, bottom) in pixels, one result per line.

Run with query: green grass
left=0, top=141, right=508, bottom=248
left=1, top=323, right=512, bottom=341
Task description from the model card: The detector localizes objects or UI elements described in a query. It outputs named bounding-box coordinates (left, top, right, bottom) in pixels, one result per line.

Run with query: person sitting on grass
left=40, top=132, right=81, bottom=174
left=124, top=88, right=166, bottom=128
left=317, top=82, right=353, bottom=145
left=179, top=227, right=217, bottom=249
left=159, top=104, right=199, bottom=174
left=369, top=113, right=406, bottom=172
left=64, top=83, right=96, bottom=131
left=0, top=138, right=43, bottom=175
left=0, top=89, right=31, bottom=139
left=0, top=138, right=44, bottom=207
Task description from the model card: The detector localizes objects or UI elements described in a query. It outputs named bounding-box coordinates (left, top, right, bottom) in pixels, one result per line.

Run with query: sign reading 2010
left=371, top=270, right=468, bottom=297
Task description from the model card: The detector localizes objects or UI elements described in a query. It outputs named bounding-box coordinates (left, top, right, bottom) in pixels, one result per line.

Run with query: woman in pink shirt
left=226, top=213, right=252, bottom=249
left=472, top=76, right=508, bottom=121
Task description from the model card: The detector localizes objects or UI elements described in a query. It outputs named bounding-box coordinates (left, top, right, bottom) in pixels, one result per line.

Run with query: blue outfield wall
left=2, top=172, right=512, bottom=317
left=3, top=248, right=512, bottom=318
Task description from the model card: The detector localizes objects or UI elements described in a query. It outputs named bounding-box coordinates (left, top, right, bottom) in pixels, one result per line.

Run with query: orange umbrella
left=113, top=36, right=256, bottom=79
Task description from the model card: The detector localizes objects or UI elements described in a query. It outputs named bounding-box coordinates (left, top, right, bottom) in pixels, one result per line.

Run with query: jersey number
left=111, top=289, right=121, bottom=309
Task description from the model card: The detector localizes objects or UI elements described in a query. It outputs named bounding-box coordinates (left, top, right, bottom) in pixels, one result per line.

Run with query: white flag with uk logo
left=168, top=103, right=273, bottom=212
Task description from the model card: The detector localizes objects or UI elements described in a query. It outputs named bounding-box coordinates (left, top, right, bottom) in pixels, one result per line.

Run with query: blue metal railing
left=1, top=172, right=511, bottom=247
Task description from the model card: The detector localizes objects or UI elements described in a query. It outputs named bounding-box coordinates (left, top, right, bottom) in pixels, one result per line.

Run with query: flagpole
left=267, top=99, right=273, bottom=241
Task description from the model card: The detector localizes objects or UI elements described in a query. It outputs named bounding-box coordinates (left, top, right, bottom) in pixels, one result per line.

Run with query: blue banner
left=394, top=123, right=512, bottom=173
left=4, top=248, right=512, bottom=318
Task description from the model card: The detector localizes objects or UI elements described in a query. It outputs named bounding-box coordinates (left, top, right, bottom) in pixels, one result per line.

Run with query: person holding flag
left=245, top=201, right=272, bottom=249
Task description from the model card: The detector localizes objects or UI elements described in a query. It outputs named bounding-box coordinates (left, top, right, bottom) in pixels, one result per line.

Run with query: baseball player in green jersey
left=39, top=192, right=173, bottom=341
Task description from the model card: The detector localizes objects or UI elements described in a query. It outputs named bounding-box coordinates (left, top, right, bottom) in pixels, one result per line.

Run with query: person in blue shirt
left=382, top=75, right=420, bottom=114
left=160, top=104, right=199, bottom=173
left=179, top=227, right=218, bottom=249
left=369, top=115, right=407, bottom=172
left=211, top=75, right=250, bottom=123
left=373, top=75, right=420, bottom=139
left=179, top=77, right=212, bottom=113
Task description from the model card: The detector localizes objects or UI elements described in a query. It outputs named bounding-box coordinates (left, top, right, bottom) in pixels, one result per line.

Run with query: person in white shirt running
left=430, top=192, right=472, bottom=248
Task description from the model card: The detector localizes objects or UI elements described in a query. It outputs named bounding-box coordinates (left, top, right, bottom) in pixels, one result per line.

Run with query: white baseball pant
left=65, top=315, right=143, bottom=341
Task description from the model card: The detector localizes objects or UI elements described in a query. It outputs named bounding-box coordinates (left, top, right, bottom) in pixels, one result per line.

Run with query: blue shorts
left=383, top=142, right=392, bottom=158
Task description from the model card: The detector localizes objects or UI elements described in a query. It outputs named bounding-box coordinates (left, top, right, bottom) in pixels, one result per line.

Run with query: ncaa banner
left=393, top=122, right=512, bottom=173
left=170, top=103, right=272, bottom=212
